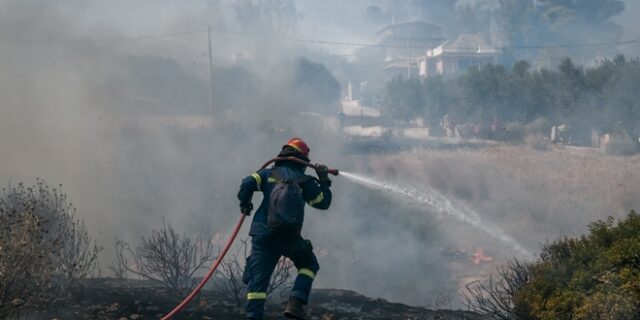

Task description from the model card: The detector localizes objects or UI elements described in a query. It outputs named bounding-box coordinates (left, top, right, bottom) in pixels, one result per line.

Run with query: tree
left=509, top=61, right=533, bottom=122
left=556, top=58, right=586, bottom=116
left=452, top=3, right=493, bottom=35
left=212, top=65, right=261, bottom=111
left=379, top=55, right=640, bottom=147
left=410, top=0, right=457, bottom=25
left=383, top=76, right=425, bottom=123
left=497, top=0, right=625, bottom=62
left=233, top=0, right=297, bottom=36
left=120, top=55, right=208, bottom=115
left=457, top=64, right=512, bottom=124
left=602, top=57, right=640, bottom=136
left=423, top=75, right=458, bottom=127
left=293, top=57, right=341, bottom=113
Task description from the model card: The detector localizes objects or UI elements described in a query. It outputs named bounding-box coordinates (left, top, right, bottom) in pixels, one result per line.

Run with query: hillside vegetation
left=469, top=211, right=640, bottom=320
left=518, top=211, right=640, bottom=319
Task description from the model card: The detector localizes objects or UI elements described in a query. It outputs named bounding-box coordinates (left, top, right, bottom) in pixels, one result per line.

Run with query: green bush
left=470, top=211, right=640, bottom=319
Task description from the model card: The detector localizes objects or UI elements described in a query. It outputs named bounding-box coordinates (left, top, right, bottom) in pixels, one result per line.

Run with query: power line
left=2, top=29, right=208, bottom=44
left=208, top=27, right=640, bottom=51
left=9, top=26, right=640, bottom=52
left=504, top=38, right=640, bottom=50
left=74, top=29, right=208, bottom=42
left=207, top=27, right=446, bottom=49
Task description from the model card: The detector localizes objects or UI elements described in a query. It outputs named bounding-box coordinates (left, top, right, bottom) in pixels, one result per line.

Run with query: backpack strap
left=271, top=167, right=309, bottom=185
left=270, top=167, right=284, bottom=182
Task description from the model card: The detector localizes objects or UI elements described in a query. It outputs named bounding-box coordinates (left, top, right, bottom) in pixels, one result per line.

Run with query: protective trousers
left=242, top=234, right=319, bottom=320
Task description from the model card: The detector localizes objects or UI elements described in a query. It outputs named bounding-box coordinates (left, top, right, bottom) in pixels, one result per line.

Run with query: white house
left=418, top=34, right=500, bottom=78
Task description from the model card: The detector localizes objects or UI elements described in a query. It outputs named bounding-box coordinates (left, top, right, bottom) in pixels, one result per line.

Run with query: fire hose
left=161, top=157, right=339, bottom=319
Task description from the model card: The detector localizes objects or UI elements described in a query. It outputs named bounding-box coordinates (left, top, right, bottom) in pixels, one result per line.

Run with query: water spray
left=339, top=171, right=532, bottom=257
left=161, top=157, right=338, bottom=319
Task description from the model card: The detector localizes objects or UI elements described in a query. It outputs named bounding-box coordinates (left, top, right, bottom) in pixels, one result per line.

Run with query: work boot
left=284, top=296, right=308, bottom=320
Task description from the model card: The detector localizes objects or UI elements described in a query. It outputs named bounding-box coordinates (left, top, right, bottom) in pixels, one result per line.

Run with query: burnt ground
left=16, top=278, right=487, bottom=320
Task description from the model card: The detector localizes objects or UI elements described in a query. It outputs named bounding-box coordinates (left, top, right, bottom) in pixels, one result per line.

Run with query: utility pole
left=207, top=25, right=215, bottom=128
left=407, top=35, right=411, bottom=78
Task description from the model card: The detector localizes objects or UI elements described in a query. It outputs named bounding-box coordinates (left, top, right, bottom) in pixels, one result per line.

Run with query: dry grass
left=349, top=144, right=640, bottom=257
left=343, top=144, right=640, bottom=303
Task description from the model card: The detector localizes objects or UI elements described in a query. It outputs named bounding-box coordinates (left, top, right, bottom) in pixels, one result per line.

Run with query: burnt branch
left=113, top=220, right=217, bottom=297
left=214, top=238, right=248, bottom=308
left=268, top=256, right=294, bottom=297
left=215, top=238, right=294, bottom=308
left=0, top=180, right=101, bottom=317
left=465, top=259, right=531, bottom=320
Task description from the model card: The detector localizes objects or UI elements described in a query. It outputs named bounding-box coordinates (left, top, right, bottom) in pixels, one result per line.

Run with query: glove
left=315, top=164, right=330, bottom=182
left=240, top=202, right=253, bottom=216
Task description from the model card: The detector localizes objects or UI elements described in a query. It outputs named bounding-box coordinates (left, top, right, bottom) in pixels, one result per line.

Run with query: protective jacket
left=237, top=161, right=332, bottom=236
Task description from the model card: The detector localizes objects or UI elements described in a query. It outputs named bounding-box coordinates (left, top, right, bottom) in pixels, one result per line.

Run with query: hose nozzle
left=328, top=168, right=339, bottom=176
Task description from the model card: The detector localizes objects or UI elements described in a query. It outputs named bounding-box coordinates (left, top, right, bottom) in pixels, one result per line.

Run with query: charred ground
left=17, top=278, right=486, bottom=320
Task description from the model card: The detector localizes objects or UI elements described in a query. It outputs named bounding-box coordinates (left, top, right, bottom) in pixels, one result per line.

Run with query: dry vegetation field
left=350, top=144, right=640, bottom=256
left=340, top=144, right=640, bottom=300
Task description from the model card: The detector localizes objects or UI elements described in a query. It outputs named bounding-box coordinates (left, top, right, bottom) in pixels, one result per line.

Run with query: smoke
left=1, top=0, right=639, bottom=310
left=618, top=0, right=640, bottom=48
left=0, top=0, right=356, bottom=301
left=0, top=0, right=316, bottom=256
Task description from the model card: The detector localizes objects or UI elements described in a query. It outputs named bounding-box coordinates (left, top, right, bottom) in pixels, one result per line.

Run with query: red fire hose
left=161, top=157, right=338, bottom=319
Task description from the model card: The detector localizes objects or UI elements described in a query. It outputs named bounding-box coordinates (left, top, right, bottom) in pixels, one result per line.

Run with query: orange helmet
left=284, top=137, right=310, bottom=158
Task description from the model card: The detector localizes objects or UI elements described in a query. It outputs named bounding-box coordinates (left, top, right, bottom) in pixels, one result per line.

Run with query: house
left=418, top=34, right=500, bottom=78
left=375, top=20, right=444, bottom=78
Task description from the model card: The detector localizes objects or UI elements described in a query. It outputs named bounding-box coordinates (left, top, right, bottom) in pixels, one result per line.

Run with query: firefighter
left=237, top=137, right=332, bottom=320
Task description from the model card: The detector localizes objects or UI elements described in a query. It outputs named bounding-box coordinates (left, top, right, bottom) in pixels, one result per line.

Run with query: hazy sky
left=64, top=0, right=640, bottom=58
